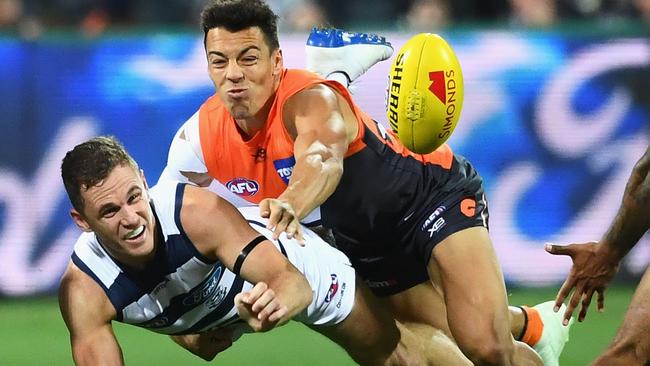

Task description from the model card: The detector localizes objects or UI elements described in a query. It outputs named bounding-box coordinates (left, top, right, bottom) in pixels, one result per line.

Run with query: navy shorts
left=333, top=186, right=490, bottom=297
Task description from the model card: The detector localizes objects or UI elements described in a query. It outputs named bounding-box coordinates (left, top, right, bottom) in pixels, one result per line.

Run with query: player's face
left=71, top=164, right=156, bottom=269
left=205, top=27, right=283, bottom=123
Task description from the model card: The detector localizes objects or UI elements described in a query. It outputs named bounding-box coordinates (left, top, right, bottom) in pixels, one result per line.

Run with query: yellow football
left=386, top=33, right=464, bottom=154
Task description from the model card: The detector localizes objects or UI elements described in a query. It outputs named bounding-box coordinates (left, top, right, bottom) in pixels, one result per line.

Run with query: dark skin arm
left=546, top=145, right=650, bottom=324
left=259, top=84, right=358, bottom=242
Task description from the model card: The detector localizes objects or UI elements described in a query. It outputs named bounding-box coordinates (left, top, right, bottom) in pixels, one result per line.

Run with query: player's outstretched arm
left=59, top=261, right=123, bottom=366
left=180, top=185, right=313, bottom=331
left=169, top=328, right=235, bottom=361
left=546, top=145, right=650, bottom=324
left=259, top=84, right=355, bottom=241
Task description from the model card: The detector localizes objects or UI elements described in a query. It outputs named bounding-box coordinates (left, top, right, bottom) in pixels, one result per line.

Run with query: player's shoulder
left=281, top=69, right=332, bottom=99
left=59, top=259, right=97, bottom=293
left=58, top=259, right=115, bottom=319
left=291, top=82, right=338, bottom=104
left=59, top=270, right=117, bottom=334
left=171, top=183, right=225, bottom=226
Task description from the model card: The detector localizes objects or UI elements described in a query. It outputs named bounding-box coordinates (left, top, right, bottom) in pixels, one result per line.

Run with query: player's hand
left=259, top=198, right=304, bottom=244
left=234, top=282, right=289, bottom=332
left=545, top=241, right=621, bottom=324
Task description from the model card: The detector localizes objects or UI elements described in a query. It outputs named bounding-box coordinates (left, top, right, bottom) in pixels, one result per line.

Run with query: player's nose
left=120, top=206, right=140, bottom=227
left=225, top=61, right=244, bottom=82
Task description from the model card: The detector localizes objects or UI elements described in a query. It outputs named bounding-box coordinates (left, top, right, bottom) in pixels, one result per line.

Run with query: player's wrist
left=596, top=240, right=626, bottom=265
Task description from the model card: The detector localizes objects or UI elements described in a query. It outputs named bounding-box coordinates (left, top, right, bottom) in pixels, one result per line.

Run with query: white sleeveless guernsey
left=71, top=181, right=355, bottom=335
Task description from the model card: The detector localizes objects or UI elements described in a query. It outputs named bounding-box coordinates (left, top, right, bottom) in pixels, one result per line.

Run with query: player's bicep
left=288, top=85, right=350, bottom=163
left=181, top=186, right=301, bottom=281
left=180, top=186, right=264, bottom=264
left=59, top=263, right=123, bottom=365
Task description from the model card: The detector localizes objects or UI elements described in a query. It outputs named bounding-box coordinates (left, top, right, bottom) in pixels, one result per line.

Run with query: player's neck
left=234, top=117, right=265, bottom=140
left=234, top=95, right=275, bottom=140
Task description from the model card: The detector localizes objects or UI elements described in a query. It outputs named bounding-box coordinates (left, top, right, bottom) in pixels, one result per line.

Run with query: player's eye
left=102, top=207, right=118, bottom=219
left=128, top=192, right=141, bottom=204
left=211, top=59, right=227, bottom=68
left=240, top=56, right=258, bottom=66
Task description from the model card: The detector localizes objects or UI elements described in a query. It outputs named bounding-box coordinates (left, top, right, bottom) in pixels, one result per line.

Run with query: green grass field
left=0, top=286, right=635, bottom=365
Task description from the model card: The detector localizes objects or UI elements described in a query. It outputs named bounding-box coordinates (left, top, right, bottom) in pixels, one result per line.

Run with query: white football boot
left=305, top=28, right=393, bottom=85
left=532, top=301, right=574, bottom=366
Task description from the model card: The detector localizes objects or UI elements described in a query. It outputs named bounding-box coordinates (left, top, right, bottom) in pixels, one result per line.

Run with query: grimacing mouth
left=124, top=225, right=145, bottom=240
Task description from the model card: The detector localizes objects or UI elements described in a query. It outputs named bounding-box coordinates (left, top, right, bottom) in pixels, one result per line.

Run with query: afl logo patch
left=325, top=274, right=339, bottom=303
left=226, top=178, right=259, bottom=197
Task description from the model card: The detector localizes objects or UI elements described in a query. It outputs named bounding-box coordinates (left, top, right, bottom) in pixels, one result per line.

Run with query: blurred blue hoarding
left=0, top=32, right=648, bottom=295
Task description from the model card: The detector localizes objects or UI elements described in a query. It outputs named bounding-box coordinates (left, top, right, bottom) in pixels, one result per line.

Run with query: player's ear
left=70, top=209, right=92, bottom=232
left=272, top=48, right=283, bottom=76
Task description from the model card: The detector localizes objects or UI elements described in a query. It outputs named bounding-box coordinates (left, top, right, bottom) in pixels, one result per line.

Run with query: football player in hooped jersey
left=58, top=136, right=472, bottom=366
left=159, top=1, right=571, bottom=365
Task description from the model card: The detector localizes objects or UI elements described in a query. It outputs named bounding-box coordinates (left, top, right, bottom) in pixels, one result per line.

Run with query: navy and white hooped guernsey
left=71, top=181, right=356, bottom=336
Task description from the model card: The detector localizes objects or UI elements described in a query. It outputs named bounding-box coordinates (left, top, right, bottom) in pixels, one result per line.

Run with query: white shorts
left=239, top=207, right=356, bottom=327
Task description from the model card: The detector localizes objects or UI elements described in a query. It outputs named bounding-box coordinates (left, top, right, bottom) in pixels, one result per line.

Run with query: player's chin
left=229, top=105, right=251, bottom=120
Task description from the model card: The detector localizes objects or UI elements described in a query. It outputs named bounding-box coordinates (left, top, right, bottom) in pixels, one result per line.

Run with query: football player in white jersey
left=58, top=136, right=471, bottom=365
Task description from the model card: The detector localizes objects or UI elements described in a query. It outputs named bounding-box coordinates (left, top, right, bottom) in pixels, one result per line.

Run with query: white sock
left=326, top=71, right=350, bottom=89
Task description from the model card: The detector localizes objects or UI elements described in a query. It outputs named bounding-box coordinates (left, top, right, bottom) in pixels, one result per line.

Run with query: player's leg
left=378, top=280, right=452, bottom=337
left=312, top=276, right=472, bottom=366
left=380, top=276, right=571, bottom=365
left=591, top=267, right=650, bottom=366
left=430, top=226, right=542, bottom=366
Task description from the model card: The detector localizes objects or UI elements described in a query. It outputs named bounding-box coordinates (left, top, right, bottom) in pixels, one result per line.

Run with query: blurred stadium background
left=0, top=0, right=649, bottom=364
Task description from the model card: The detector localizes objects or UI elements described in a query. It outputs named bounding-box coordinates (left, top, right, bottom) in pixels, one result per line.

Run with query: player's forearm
left=601, top=146, right=650, bottom=260
left=279, top=154, right=343, bottom=219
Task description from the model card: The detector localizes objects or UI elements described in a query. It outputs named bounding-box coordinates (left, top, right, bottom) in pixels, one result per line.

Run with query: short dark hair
left=61, top=136, right=138, bottom=214
left=201, top=0, right=280, bottom=51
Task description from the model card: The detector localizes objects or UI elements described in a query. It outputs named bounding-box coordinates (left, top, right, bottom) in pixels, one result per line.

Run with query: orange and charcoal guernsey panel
left=198, top=69, right=453, bottom=204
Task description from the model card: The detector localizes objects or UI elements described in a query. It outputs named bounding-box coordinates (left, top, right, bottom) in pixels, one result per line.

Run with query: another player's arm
left=59, top=261, right=123, bottom=366
left=547, top=145, right=650, bottom=323
left=260, top=84, right=356, bottom=240
left=601, top=145, right=650, bottom=256
left=180, top=184, right=312, bottom=331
